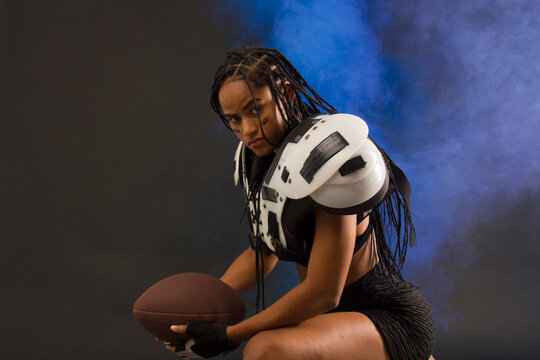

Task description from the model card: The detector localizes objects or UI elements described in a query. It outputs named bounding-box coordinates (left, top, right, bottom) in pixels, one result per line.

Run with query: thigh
left=243, top=312, right=390, bottom=360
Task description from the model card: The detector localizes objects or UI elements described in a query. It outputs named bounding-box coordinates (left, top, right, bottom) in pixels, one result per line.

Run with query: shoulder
left=266, top=113, right=389, bottom=214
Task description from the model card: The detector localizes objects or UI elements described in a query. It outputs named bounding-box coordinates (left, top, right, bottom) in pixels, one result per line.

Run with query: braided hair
left=211, top=46, right=337, bottom=131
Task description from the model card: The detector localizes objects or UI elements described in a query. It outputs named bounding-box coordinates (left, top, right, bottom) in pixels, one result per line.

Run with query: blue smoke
left=207, top=0, right=540, bottom=330
left=205, top=0, right=389, bottom=117
left=269, top=2, right=387, bottom=115
left=378, top=1, right=540, bottom=270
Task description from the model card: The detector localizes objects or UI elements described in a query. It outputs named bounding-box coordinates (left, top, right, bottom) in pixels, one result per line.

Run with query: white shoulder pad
left=266, top=113, right=369, bottom=199
left=310, top=138, right=389, bottom=214
left=233, top=141, right=243, bottom=186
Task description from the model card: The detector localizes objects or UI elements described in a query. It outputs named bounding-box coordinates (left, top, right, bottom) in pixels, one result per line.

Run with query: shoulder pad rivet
left=278, top=165, right=281, bottom=170
left=288, top=179, right=291, bottom=183
left=305, top=134, right=310, bottom=140
left=280, top=197, right=283, bottom=202
left=313, top=126, right=318, bottom=130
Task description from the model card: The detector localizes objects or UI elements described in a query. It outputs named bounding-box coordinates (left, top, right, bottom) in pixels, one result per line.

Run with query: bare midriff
left=295, top=216, right=378, bottom=286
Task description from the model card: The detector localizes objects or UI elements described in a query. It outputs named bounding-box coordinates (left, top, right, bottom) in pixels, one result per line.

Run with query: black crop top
left=249, top=213, right=373, bottom=267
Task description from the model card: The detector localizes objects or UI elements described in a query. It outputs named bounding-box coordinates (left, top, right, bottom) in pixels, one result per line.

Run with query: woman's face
left=218, top=78, right=288, bottom=157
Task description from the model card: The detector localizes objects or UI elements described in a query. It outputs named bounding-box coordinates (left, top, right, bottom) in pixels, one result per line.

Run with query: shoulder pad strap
left=233, top=141, right=243, bottom=186
left=266, top=113, right=369, bottom=199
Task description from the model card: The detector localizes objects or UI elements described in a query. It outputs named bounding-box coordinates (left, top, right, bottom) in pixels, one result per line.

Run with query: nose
left=240, top=117, right=259, bottom=137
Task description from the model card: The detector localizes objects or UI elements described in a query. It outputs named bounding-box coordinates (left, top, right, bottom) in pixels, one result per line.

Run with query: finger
left=184, top=338, right=196, bottom=350
left=170, top=324, right=188, bottom=333
left=172, top=340, right=201, bottom=359
left=175, top=348, right=202, bottom=358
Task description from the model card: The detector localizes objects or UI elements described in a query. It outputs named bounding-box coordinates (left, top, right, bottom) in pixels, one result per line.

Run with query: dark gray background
left=1, top=1, right=538, bottom=359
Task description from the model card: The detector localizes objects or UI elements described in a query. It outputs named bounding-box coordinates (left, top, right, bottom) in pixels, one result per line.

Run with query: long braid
left=211, top=47, right=341, bottom=312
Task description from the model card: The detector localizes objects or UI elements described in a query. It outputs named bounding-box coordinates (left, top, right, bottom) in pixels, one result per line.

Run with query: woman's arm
left=220, top=247, right=278, bottom=294
left=226, top=207, right=357, bottom=344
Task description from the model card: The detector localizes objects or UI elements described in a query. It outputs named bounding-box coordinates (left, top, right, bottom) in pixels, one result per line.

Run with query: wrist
left=226, top=324, right=245, bottom=346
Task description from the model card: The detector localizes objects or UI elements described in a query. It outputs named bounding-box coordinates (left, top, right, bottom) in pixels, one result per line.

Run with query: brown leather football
left=133, top=272, right=246, bottom=345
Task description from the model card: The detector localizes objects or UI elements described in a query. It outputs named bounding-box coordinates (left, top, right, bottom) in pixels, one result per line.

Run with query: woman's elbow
left=317, top=291, right=342, bottom=312
left=303, top=279, right=343, bottom=312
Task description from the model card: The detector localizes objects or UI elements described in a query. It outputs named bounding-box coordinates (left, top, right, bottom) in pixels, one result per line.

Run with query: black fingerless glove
left=182, top=320, right=238, bottom=358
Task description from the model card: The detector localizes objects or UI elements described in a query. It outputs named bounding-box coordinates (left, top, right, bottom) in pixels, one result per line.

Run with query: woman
left=166, top=46, right=435, bottom=360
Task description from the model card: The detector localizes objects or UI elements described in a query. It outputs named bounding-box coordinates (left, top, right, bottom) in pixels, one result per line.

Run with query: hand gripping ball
left=133, top=273, right=246, bottom=345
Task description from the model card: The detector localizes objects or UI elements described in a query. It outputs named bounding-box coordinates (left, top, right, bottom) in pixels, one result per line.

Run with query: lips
left=249, top=137, right=265, bottom=147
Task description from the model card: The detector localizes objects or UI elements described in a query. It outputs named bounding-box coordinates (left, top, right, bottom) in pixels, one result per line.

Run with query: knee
left=243, top=331, right=287, bottom=360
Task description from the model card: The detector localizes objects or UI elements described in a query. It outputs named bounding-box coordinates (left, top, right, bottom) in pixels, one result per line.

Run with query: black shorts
left=328, top=263, right=435, bottom=360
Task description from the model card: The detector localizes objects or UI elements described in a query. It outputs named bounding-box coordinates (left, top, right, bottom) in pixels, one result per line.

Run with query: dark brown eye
left=250, top=106, right=263, bottom=115
left=227, top=116, right=240, bottom=124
